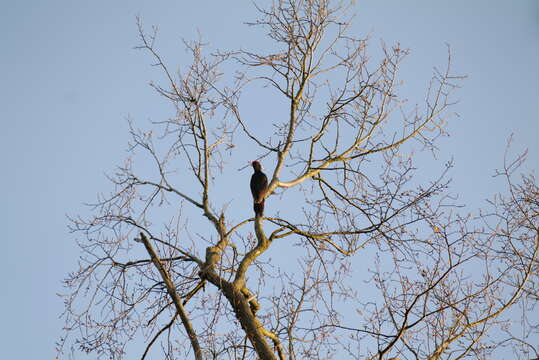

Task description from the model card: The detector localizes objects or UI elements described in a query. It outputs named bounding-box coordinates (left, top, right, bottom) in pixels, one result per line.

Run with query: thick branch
left=138, top=232, right=203, bottom=360
left=199, top=269, right=278, bottom=360
left=234, top=215, right=271, bottom=286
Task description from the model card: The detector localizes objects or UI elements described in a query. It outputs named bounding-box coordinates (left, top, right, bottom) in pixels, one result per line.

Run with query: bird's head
left=252, top=160, right=262, bottom=171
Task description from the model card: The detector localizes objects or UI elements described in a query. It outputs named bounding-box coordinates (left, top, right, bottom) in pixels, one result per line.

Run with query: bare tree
left=58, top=1, right=538, bottom=359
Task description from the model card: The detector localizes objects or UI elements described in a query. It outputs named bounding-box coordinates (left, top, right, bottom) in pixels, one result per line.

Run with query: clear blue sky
left=1, top=1, right=537, bottom=358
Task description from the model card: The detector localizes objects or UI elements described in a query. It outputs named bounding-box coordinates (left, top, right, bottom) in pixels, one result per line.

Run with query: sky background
left=1, top=1, right=538, bottom=359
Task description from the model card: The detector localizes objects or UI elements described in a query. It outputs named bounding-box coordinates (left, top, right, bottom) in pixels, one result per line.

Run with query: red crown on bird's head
left=252, top=160, right=262, bottom=171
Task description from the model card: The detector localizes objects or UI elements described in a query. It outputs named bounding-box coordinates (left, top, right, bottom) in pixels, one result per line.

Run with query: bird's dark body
left=250, top=161, right=268, bottom=217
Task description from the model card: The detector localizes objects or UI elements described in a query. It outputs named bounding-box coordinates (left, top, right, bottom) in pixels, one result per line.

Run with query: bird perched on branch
left=250, top=161, right=268, bottom=217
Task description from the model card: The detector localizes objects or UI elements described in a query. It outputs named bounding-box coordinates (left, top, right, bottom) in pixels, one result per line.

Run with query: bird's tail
left=254, top=199, right=265, bottom=217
